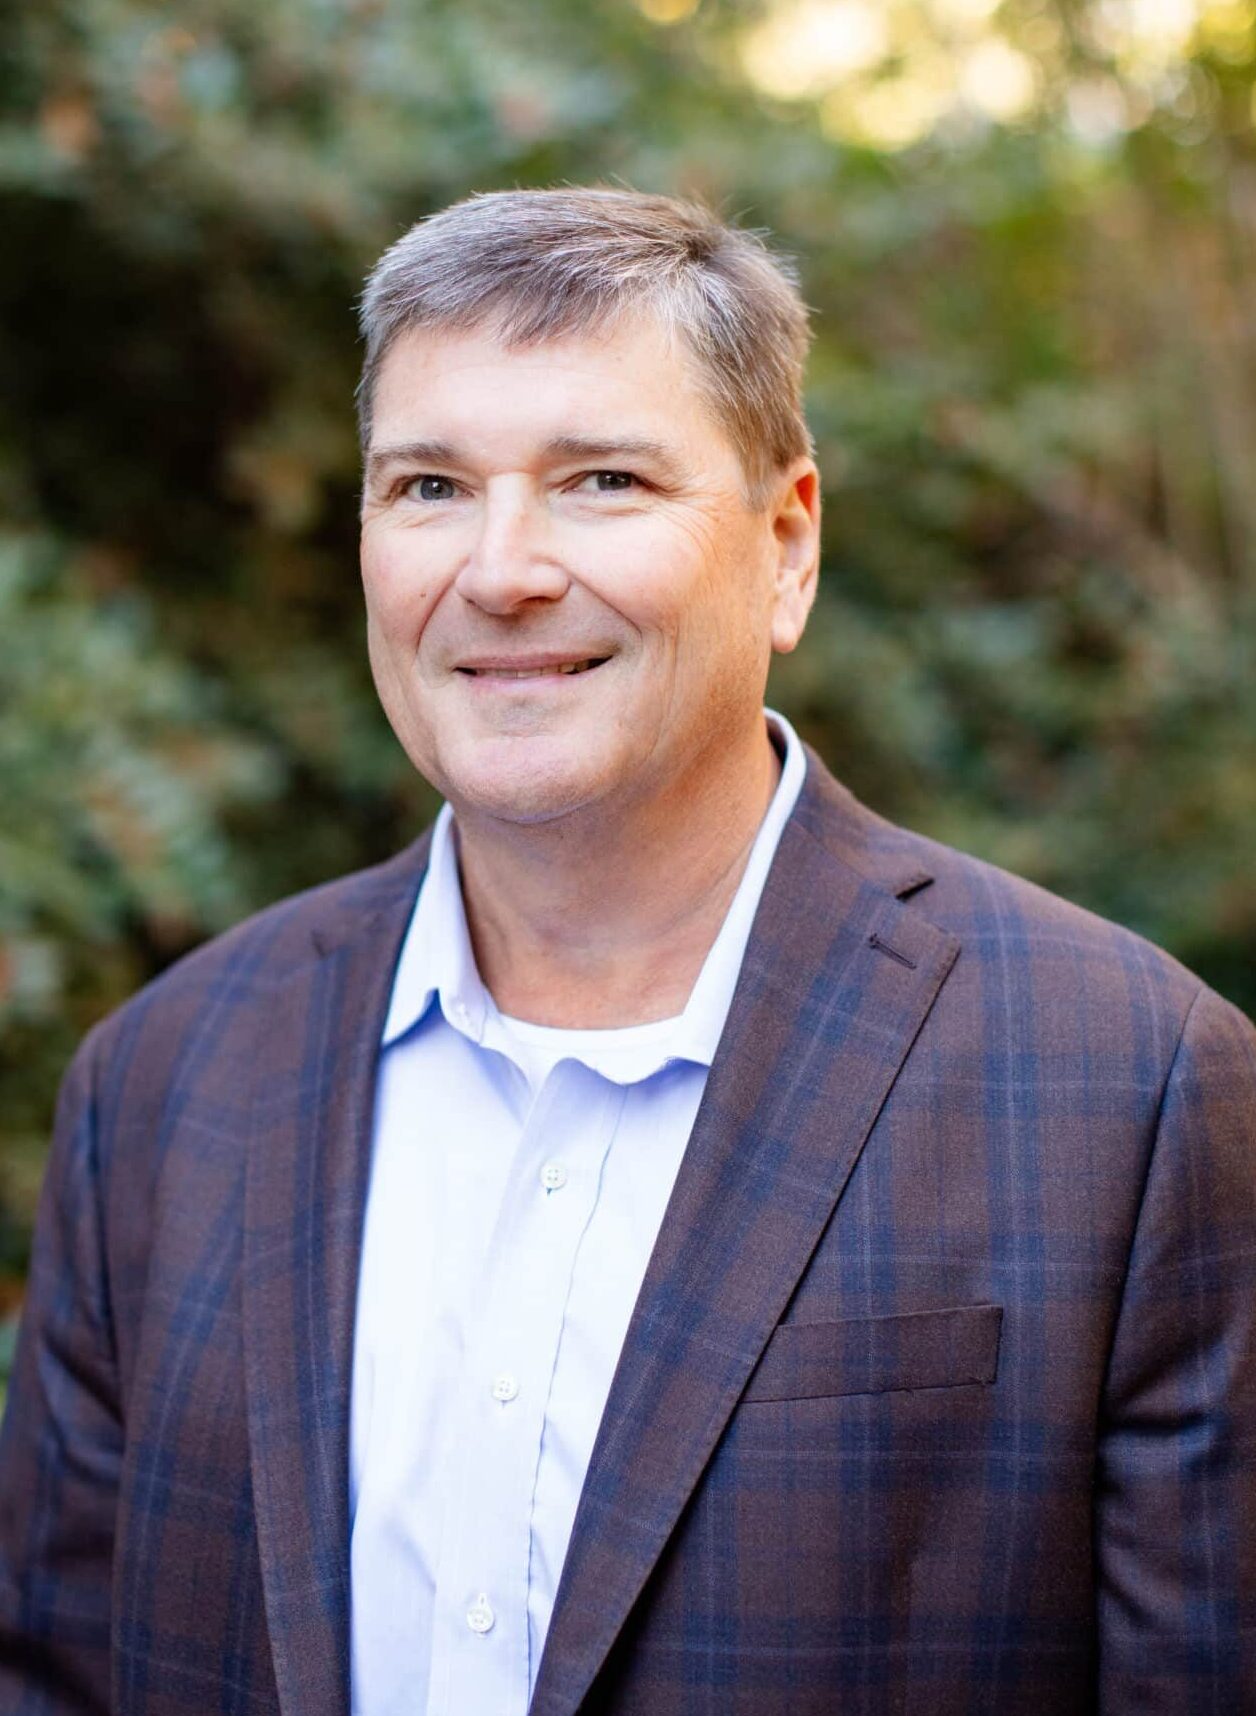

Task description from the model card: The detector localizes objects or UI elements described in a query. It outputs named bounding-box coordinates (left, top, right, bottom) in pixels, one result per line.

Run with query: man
left=1, top=187, right=1254, bottom=1716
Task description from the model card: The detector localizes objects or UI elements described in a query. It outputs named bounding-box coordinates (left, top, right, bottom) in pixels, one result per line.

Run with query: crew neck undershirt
left=495, top=1008, right=685, bottom=1091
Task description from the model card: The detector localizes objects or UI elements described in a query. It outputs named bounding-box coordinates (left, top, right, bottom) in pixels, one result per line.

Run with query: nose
left=453, top=480, right=571, bottom=614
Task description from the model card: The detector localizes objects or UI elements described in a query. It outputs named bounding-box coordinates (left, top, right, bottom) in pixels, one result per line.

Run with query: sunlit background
left=2, top=0, right=1254, bottom=1380
left=740, top=0, right=1254, bottom=140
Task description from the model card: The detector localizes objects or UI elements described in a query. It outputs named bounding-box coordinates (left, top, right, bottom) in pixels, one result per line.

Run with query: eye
left=405, top=475, right=459, bottom=502
left=578, top=470, right=638, bottom=493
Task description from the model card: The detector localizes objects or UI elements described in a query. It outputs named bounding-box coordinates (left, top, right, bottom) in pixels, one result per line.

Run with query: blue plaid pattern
left=2, top=750, right=1254, bottom=1715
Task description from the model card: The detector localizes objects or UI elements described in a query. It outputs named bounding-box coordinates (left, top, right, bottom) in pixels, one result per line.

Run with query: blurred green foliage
left=2, top=0, right=1255, bottom=1355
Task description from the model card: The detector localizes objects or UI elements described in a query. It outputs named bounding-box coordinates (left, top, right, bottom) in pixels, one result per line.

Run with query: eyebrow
left=363, top=434, right=689, bottom=488
left=543, top=436, right=687, bottom=482
left=363, top=439, right=461, bottom=487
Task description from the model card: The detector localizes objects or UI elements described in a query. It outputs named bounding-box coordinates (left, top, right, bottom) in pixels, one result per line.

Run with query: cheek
left=680, top=538, right=774, bottom=641
left=360, top=532, right=443, bottom=644
left=587, top=524, right=715, bottom=638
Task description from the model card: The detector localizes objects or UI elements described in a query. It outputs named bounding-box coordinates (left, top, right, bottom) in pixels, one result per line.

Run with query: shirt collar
left=381, top=709, right=806, bottom=1069
left=661, top=708, right=804, bottom=1069
left=380, top=797, right=486, bottom=1048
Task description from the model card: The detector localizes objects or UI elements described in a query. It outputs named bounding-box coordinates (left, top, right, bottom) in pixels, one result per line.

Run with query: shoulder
left=795, top=750, right=1248, bottom=1054
left=917, top=828, right=1256, bottom=1076
left=793, top=761, right=1256, bottom=1230
left=71, top=837, right=429, bottom=1124
left=907, top=821, right=1197, bottom=994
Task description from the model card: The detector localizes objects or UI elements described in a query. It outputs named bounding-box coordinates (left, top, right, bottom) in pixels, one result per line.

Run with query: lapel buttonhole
left=867, top=930, right=918, bottom=971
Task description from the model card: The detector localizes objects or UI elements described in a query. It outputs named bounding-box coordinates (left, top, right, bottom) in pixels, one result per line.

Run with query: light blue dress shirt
left=349, top=712, right=805, bottom=1716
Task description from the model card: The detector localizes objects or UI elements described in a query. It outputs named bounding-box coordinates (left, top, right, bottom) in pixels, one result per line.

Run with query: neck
left=452, top=726, right=782, bottom=1029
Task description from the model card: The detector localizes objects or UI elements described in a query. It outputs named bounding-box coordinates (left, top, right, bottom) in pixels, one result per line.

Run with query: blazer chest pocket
left=742, top=1303, right=1003, bottom=1403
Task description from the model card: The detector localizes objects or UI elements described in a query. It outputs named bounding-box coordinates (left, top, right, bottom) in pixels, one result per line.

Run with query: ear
left=768, top=460, right=820, bottom=655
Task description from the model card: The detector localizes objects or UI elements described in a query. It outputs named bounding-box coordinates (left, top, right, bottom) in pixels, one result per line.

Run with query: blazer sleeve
left=0, top=1027, right=120, bottom=1715
left=1095, top=983, right=1256, bottom=1712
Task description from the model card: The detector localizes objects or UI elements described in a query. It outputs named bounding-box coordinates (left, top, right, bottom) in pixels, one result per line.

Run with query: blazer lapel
left=530, top=765, right=960, bottom=1716
left=242, top=845, right=427, bottom=1716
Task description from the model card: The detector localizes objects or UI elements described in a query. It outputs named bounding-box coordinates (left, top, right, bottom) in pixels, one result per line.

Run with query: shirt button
left=491, top=1372, right=519, bottom=1402
left=466, top=1594, right=495, bottom=1635
left=540, top=1162, right=568, bottom=1191
left=452, top=1000, right=470, bottom=1026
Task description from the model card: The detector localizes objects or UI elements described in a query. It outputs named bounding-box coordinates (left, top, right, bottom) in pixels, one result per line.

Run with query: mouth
left=456, top=657, right=610, bottom=680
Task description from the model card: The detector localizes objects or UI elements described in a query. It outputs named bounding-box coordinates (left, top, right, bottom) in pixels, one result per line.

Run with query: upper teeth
left=473, top=661, right=598, bottom=678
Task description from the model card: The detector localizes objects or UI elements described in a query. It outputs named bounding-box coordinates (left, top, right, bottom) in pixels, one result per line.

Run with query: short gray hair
left=356, top=186, right=813, bottom=501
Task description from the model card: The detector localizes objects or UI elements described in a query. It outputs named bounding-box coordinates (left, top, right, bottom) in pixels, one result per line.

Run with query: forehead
left=367, top=315, right=736, bottom=462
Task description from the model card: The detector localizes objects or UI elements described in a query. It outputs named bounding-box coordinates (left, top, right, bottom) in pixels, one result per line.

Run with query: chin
left=434, top=737, right=611, bottom=827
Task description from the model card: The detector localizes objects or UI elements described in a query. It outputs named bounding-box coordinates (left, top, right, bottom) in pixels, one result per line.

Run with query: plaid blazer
left=2, top=748, right=1255, bottom=1715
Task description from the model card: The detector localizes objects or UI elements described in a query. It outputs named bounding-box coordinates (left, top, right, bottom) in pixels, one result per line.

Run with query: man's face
left=359, top=315, right=817, bottom=829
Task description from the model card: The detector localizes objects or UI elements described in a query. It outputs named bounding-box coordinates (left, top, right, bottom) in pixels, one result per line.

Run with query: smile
left=457, top=658, right=609, bottom=679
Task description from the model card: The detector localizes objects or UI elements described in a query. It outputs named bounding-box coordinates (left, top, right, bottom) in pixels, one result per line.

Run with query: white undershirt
left=496, top=1010, right=684, bottom=1093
